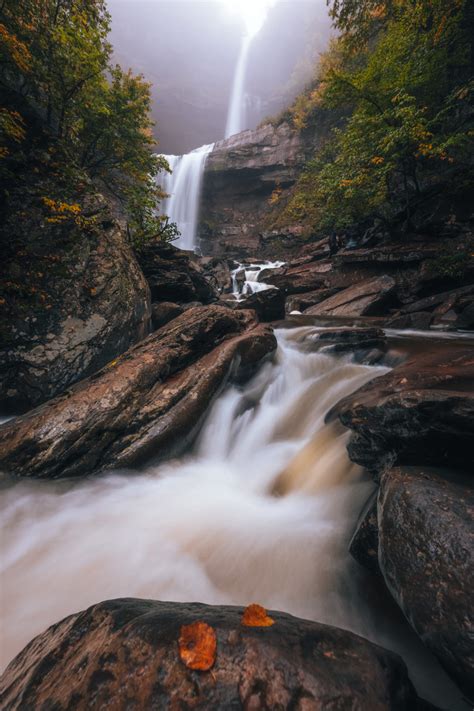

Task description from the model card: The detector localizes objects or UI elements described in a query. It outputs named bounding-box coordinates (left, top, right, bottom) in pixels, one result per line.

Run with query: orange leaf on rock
left=241, top=604, right=275, bottom=628
left=178, top=621, right=216, bottom=671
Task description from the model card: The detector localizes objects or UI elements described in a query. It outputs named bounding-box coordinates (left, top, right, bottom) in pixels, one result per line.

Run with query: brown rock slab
left=306, top=276, right=396, bottom=317
left=0, top=599, right=419, bottom=710
left=332, top=347, right=474, bottom=473
left=0, top=306, right=276, bottom=479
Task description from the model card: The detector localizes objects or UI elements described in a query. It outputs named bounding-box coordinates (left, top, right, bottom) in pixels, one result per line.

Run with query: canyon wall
left=199, top=122, right=313, bottom=258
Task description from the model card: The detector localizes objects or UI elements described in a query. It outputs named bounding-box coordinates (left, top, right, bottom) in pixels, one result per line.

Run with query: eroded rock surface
left=136, top=241, right=217, bottom=304
left=306, top=276, right=397, bottom=317
left=378, top=466, right=474, bottom=696
left=0, top=306, right=276, bottom=479
left=332, top=347, right=474, bottom=473
left=0, top=194, right=150, bottom=411
left=0, top=598, right=419, bottom=710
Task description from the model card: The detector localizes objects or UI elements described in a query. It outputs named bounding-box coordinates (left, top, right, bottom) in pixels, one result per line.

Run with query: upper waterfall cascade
left=225, top=33, right=253, bottom=138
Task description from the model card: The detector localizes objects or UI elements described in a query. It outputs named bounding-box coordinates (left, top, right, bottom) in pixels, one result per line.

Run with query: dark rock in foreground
left=0, top=306, right=276, bottom=479
left=332, top=347, right=474, bottom=473
left=317, top=327, right=386, bottom=353
left=378, top=467, right=474, bottom=697
left=0, top=598, right=419, bottom=710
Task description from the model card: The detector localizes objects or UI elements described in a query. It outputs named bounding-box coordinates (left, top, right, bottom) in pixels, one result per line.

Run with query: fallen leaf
left=178, top=621, right=216, bottom=671
left=241, top=604, right=275, bottom=627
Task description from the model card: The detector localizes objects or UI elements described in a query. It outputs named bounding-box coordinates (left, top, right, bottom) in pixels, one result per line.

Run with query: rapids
left=0, top=326, right=467, bottom=709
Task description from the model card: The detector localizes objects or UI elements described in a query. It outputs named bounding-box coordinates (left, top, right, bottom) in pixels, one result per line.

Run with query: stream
left=0, top=322, right=469, bottom=710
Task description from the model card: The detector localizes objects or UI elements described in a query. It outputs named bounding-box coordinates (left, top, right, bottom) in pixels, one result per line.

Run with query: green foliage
left=0, top=0, right=175, bottom=246
left=276, top=0, right=473, bottom=235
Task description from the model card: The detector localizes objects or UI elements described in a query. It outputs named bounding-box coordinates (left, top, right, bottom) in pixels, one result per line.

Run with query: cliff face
left=199, top=123, right=312, bottom=258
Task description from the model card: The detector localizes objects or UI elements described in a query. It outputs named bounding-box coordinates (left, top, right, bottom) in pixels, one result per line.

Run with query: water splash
left=160, top=143, right=214, bottom=251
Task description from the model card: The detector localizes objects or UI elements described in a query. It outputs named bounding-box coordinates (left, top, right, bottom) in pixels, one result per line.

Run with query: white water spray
left=160, top=143, right=214, bottom=251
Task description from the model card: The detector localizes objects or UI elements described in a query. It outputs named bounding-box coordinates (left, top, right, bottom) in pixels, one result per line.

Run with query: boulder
left=265, top=262, right=332, bottom=294
left=236, top=288, right=286, bottom=322
left=151, top=302, right=184, bottom=330
left=378, top=466, right=474, bottom=696
left=136, top=241, right=217, bottom=304
left=0, top=306, right=276, bottom=479
left=349, top=492, right=380, bottom=575
left=201, top=257, right=233, bottom=293
left=306, top=276, right=397, bottom=317
left=331, top=347, right=474, bottom=474
left=385, top=312, right=433, bottom=330
left=285, top=288, right=341, bottom=313
left=0, top=193, right=151, bottom=412
left=0, top=598, right=419, bottom=710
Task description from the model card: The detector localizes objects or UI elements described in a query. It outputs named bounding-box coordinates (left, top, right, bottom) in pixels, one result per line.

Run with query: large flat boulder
left=0, top=306, right=276, bottom=479
left=332, top=348, right=474, bottom=473
left=0, top=194, right=151, bottom=412
left=264, top=261, right=332, bottom=294
left=0, top=598, right=419, bottom=710
left=378, top=467, right=474, bottom=696
left=306, top=276, right=396, bottom=317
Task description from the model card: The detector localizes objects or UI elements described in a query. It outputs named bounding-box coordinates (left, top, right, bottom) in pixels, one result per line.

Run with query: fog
left=108, top=0, right=332, bottom=153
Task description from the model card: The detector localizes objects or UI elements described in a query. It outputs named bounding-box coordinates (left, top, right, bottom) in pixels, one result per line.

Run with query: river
left=0, top=323, right=469, bottom=709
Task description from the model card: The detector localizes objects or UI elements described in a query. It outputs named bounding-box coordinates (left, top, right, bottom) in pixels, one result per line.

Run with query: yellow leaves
left=339, top=179, right=353, bottom=188
left=370, top=156, right=384, bottom=165
left=0, top=24, right=31, bottom=73
left=268, top=182, right=283, bottom=206
left=241, top=604, right=275, bottom=628
left=42, top=198, right=84, bottom=227
left=178, top=622, right=217, bottom=671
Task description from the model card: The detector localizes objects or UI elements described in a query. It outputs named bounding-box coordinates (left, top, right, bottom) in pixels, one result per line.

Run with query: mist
left=108, top=0, right=332, bottom=153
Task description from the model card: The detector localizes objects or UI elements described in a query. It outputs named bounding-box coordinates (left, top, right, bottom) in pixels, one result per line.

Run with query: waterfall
left=0, top=326, right=467, bottom=708
left=160, top=143, right=214, bottom=252
left=225, top=33, right=253, bottom=138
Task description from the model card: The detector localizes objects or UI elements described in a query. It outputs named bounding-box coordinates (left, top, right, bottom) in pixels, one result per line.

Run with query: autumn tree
left=0, top=0, right=174, bottom=245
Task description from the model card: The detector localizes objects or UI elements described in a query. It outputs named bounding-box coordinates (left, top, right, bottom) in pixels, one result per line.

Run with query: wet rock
left=201, top=257, right=233, bottom=293
left=378, top=466, right=474, bottom=696
left=332, top=348, right=474, bottom=473
left=286, top=288, right=341, bottom=313
left=151, top=302, right=184, bottom=330
left=0, top=194, right=151, bottom=412
left=317, top=327, right=386, bottom=353
left=349, top=491, right=380, bottom=575
left=399, top=285, right=474, bottom=316
left=0, top=598, right=419, bottom=710
left=236, top=288, right=286, bottom=322
left=136, top=241, right=217, bottom=304
left=385, top=312, right=433, bottom=330
left=265, top=261, right=332, bottom=294
left=0, top=306, right=276, bottom=479
left=306, top=276, right=397, bottom=317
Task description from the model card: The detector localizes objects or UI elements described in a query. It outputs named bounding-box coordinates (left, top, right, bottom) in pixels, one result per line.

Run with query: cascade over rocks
left=0, top=598, right=421, bottom=710
left=0, top=193, right=151, bottom=412
left=0, top=306, right=276, bottom=479
left=377, top=467, right=474, bottom=697
left=331, top=347, right=474, bottom=473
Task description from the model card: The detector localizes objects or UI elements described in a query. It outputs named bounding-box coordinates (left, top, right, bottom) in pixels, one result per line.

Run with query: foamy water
left=0, top=327, right=467, bottom=708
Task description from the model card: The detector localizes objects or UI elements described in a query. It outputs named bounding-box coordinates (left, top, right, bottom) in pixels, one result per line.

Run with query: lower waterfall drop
left=160, top=143, right=214, bottom=252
